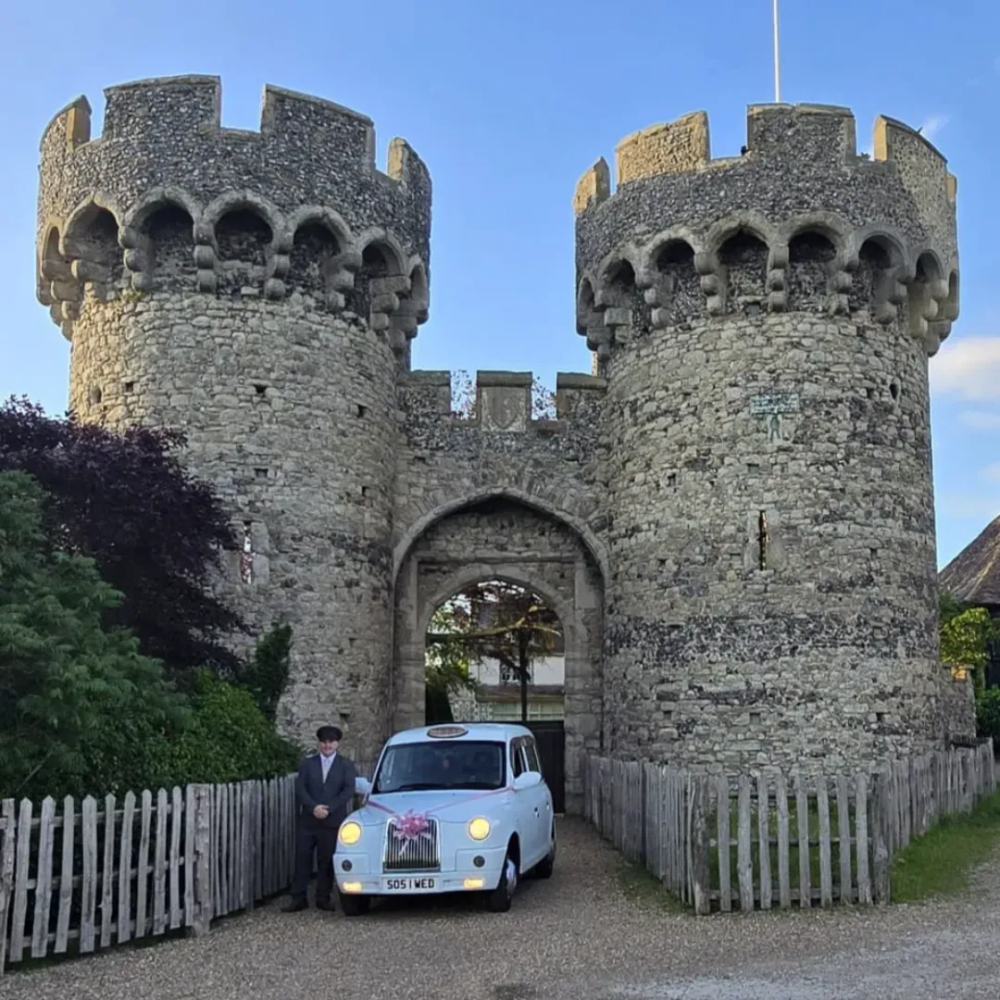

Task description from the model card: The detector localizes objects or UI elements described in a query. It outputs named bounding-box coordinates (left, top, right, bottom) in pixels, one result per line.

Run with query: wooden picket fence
left=0, top=761, right=376, bottom=973
left=584, top=739, right=997, bottom=914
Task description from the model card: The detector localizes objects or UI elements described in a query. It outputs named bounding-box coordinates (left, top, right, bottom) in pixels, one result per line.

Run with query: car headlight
left=339, top=821, right=362, bottom=846
left=467, top=817, right=491, bottom=841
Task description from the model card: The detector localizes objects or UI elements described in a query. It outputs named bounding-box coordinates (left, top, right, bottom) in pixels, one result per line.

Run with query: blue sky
left=1, top=0, right=997, bottom=569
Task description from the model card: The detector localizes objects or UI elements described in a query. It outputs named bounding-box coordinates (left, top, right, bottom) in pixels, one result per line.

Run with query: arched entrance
left=392, top=495, right=605, bottom=814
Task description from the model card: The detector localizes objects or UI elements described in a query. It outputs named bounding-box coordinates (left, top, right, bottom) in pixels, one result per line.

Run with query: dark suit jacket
left=294, top=752, right=358, bottom=830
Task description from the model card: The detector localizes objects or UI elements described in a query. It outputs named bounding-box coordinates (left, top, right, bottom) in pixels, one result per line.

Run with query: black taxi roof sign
left=426, top=725, right=468, bottom=739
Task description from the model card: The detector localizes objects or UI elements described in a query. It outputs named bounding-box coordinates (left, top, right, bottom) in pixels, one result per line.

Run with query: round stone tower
left=36, top=76, right=431, bottom=758
left=574, top=104, right=961, bottom=771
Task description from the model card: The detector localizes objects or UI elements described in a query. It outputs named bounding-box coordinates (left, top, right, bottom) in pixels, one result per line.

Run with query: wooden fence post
left=0, top=799, right=15, bottom=975
left=687, top=776, right=711, bottom=915
left=871, top=769, right=891, bottom=906
left=189, top=784, right=213, bottom=937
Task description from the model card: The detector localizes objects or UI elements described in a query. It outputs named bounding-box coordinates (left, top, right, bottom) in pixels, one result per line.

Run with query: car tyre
left=486, top=846, right=519, bottom=913
left=534, top=828, right=556, bottom=879
left=338, top=892, right=371, bottom=917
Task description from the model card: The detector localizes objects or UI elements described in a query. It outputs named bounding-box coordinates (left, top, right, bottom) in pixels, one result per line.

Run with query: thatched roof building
left=939, top=516, right=1000, bottom=607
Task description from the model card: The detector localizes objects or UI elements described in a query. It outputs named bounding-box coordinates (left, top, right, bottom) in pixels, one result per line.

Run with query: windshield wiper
left=446, top=782, right=499, bottom=790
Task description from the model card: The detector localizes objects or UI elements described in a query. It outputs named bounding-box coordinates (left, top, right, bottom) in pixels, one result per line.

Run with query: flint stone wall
left=35, top=84, right=974, bottom=778
left=67, top=288, right=399, bottom=761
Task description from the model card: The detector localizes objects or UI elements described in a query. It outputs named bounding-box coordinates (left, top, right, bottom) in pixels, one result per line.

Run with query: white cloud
left=960, top=410, right=1000, bottom=430
left=918, top=114, right=949, bottom=141
left=930, top=337, right=1000, bottom=401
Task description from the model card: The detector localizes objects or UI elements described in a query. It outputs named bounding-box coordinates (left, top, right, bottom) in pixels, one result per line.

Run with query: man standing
left=282, top=725, right=357, bottom=912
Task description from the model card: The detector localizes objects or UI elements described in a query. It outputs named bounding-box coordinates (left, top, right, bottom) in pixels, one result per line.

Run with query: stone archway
left=392, top=495, right=605, bottom=814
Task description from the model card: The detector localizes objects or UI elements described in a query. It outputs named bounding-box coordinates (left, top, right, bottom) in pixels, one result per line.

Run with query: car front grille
left=382, top=816, right=441, bottom=872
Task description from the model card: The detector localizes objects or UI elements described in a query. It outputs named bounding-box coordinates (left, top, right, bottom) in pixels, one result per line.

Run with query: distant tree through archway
left=424, top=580, right=564, bottom=725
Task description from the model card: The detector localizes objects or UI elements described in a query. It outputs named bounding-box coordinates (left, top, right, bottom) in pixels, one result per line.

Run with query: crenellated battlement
left=398, top=369, right=607, bottom=443
left=41, top=77, right=429, bottom=192
left=36, top=77, right=431, bottom=351
left=575, top=103, right=960, bottom=361
left=575, top=104, right=954, bottom=209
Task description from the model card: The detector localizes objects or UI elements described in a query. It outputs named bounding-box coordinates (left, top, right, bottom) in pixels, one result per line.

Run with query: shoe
left=281, top=897, right=308, bottom=912
left=315, top=899, right=335, bottom=911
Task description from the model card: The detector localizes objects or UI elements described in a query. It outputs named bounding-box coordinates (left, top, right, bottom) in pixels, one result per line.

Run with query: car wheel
left=339, top=892, right=371, bottom=917
left=534, top=828, right=556, bottom=879
left=486, top=847, right=519, bottom=913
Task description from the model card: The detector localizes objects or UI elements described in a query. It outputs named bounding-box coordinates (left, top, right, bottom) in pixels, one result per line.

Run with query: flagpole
left=772, top=0, right=782, bottom=103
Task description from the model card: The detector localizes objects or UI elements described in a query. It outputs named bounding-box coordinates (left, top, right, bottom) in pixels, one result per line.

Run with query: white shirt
left=320, top=751, right=337, bottom=781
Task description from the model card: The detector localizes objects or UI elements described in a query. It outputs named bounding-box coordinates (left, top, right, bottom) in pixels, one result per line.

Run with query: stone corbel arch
left=37, top=217, right=76, bottom=337
left=386, top=256, right=430, bottom=355
left=591, top=245, right=644, bottom=347
left=703, top=211, right=779, bottom=315
left=636, top=227, right=704, bottom=329
left=350, top=227, right=411, bottom=340
left=781, top=212, right=857, bottom=315
left=850, top=224, right=910, bottom=325
left=926, top=268, right=960, bottom=355
left=283, top=205, right=360, bottom=309
left=406, top=258, right=430, bottom=322
left=61, top=192, right=127, bottom=303
left=199, top=190, right=287, bottom=298
left=576, top=274, right=610, bottom=357
left=906, top=247, right=950, bottom=353
left=119, top=186, right=203, bottom=292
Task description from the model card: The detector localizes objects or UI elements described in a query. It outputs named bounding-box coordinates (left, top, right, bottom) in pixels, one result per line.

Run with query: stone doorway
left=392, top=495, right=605, bottom=814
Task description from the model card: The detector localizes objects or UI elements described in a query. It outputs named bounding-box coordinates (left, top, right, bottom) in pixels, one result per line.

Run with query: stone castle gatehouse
left=35, top=76, right=973, bottom=811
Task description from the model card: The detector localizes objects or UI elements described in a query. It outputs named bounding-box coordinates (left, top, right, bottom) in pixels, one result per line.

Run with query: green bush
left=0, top=471, right=189, bottom=802
left=976, top=688, right=1000, bottom=743
left=158, top=669, right=302, bottom=785
left=0, top=469, right=302, bottom=801
left=241, top=622, right=292, bottom=723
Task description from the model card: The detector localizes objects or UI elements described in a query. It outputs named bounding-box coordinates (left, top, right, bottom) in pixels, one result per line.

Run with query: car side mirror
left=355, top=776, right=372, bottom=796
left=513, top=771, right=542, bottom=790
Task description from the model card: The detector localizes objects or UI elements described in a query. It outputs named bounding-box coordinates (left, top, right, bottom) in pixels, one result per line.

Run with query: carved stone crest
left=480, top=384, right=529, bottom=432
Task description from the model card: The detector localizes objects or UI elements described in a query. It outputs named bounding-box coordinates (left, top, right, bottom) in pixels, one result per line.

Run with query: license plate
left=384, top=876, right=436, bottom=891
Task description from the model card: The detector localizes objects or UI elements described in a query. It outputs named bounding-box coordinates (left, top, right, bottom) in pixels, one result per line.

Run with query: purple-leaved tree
left=0, top=397, right=244, bottom=677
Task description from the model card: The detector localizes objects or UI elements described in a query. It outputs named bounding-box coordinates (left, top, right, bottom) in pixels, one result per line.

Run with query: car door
left=522, top=736, right=551, bottom=861
left=509, top=738, right=538, bottom=863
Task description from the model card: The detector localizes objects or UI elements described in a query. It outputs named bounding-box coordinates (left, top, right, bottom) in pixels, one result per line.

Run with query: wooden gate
left=524, top=721, right=565, bottom=814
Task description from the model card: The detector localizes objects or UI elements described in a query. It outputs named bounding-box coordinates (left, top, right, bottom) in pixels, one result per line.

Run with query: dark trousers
left=290, top=823, right=338, bottom=902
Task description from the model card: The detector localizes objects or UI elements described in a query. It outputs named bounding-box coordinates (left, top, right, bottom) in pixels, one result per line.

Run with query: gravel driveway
left=1, top=818, right=997, bottom=1000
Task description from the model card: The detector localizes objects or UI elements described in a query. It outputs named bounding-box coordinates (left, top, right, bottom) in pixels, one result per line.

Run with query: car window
left=510, top=739, right=525, bottom=779
left=372, top=740, right=506, bottom=793
left=524, top=739, right=542, bottom=774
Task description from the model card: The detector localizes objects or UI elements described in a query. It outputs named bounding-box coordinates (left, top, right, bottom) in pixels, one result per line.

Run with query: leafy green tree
left=159, top=670, right=302, bottom=784
left=425, top=581, right=561, bottom=721
left=242, top=622, right=293, bottom=723
left=939, top=590, right=997, bottom=693
left=0, top=471, right=188, bottom=800
left=425, top=603, right=479, bottom=723
left=976, top=688, right=1000, bottom=742
left=0, top=397, right=242, bottom=678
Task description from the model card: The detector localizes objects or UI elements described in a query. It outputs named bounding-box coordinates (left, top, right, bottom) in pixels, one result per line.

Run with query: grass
left=614, top=856, right=686, bottom=913
left=890, top=789, right=1000, bottom=903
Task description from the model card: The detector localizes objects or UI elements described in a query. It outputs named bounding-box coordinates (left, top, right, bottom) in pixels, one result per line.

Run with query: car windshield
left=372, top=740, right=506, bottom=794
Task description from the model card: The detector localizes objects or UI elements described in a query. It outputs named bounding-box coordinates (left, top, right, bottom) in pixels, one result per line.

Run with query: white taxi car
left=334, top=722, right=556, bottom=915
